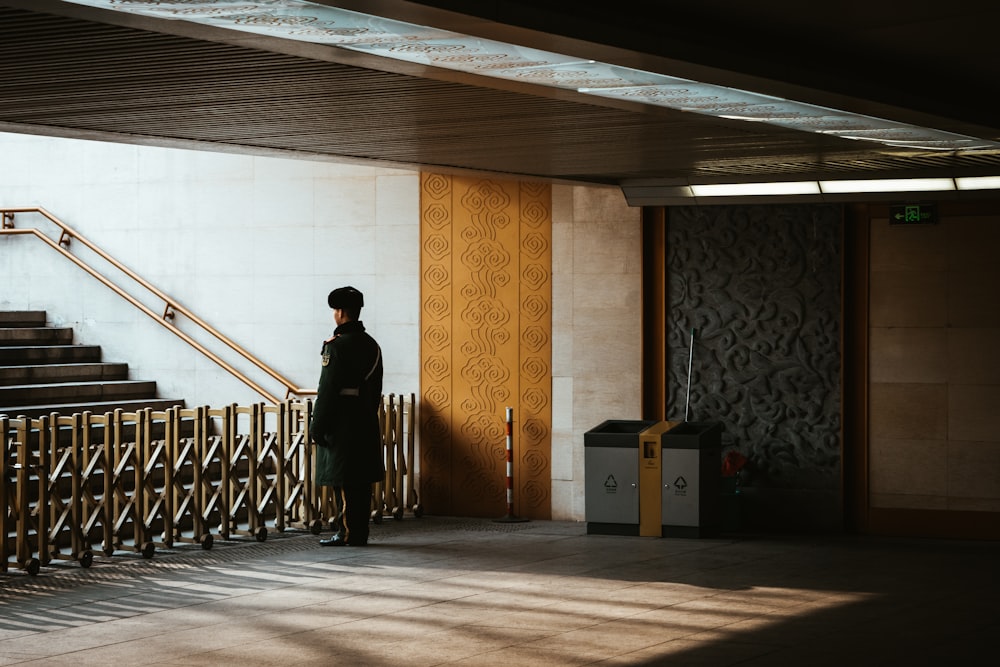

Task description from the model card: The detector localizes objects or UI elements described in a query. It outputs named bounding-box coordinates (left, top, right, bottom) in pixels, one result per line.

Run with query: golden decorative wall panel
left=419, top=174, right=552, bottom=518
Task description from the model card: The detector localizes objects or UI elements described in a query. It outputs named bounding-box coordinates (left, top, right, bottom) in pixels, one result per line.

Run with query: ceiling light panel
left=820, top=178, right=955, bottom=193
left=956, top=176, right=1000, bottom=190
left=61, top=0, right=1000, bottom=153
left=691, top=181, right=821, bottom=197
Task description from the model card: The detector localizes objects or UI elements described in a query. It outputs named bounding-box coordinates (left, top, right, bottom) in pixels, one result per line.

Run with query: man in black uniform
left=310, top=286, right=384, bottom=546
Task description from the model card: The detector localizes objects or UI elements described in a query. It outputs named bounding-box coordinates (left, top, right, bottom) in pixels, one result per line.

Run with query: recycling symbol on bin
left=673, top=475, right=688, bottom=493
left=604, top=474, right=618, bottom=494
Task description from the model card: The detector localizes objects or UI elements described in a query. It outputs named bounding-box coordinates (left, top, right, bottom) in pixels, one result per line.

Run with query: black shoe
left=319, top=535, right=348, bottom=547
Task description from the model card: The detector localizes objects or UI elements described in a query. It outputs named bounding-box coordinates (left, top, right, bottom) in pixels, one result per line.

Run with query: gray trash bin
left=661, top=421, right=723, bottom=537
left=584, top=419, right=656, bottom=535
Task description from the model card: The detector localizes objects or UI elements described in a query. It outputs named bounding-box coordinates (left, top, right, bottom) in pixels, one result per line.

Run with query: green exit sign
left=890, top=203, right=937, bottom=225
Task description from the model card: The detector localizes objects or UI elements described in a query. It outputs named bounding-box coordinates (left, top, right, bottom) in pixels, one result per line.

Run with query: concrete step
left=0, top=311, right=186, bottom=424
left=0, top=345, right=103, bottom=365
left=0, top=379, right=159, bottom=408
left=0, top=397, right=186, bottom=420
left=0, top=362, right=129, bottom=386
left=0, top=311, right=46, bottom=327
left=0, top=326, right=73, bottom=346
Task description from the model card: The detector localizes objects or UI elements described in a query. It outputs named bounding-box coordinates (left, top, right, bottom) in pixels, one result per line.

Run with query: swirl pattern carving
left=521, top=480, right=549, bottom=508
left=666, top=205, right=841, bottom=489
left=422, top=385, right=450, bottom=410
left=516, top=182, right=552, bottom=516
left=422, top=262, right=449, bottom=289
left=423, top=234, right=450, bottom=262
left=460, top=181, right=512, bottom=221
left=422, top=355, right=449, bottom=383
left=521, top=387, right=548, bottom=413
left=521, top=262, right=548, bottom=290
left=423, top=173, right=451, bottom=200
left=419, top=174, right=454, bottom=512
left=423, top=294, right=450, bottom=321
left=460, top=238, right=511, bottom=273
left=522, top=419, right=549, bottom=450
left=424, top=203, right=451, bottom=229
left=420, top=174, right=552, bottom=518
left=521, top=294, right=549, bottom=322
left=521, top=325, right=547, bottom=353
left=422, top=412, right=450, bottom=441
left=521, top=200, right=549, bottom=227
left=520, top=357, right=548, bottom=384
left=423, top=324, right=450, bottom=352
left=521, top=232, right=548, bottom=259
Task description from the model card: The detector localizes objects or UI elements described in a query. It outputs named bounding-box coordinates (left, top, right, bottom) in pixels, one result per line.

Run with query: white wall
left=0, top=132, right=420, bottom=407
left=1, top=132, right=643, bottom=522
left=550, top=184, right=644, bottom=520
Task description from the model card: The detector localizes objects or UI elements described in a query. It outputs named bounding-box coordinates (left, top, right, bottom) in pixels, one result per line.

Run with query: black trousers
left=337, top=482, right=372, bottom=545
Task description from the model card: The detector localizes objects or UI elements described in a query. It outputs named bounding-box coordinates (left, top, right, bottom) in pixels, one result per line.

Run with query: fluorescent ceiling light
left=820, top=178, right=955, bottom=194
left=955, top=176, right=1000, bottom=190
left=624, top=175, right=1000, bottom=201
left=60, top=0, right=1000, bottom=153
left=691, top=182, right=821, bottom=197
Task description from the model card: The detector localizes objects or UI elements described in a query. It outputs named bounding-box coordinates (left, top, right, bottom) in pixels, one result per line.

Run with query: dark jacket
left=310, top=320, right=384, bottom=487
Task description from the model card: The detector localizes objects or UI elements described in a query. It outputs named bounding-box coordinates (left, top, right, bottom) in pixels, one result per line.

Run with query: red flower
left=722, top=450, right=748, bottom=477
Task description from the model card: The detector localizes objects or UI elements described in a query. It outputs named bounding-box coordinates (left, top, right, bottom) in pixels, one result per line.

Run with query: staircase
left=0, top=310, right=185, bottom=419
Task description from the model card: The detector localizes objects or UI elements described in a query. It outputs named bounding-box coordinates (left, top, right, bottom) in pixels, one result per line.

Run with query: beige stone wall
left=869, top=211, right=1000, bottom=512
left=550, top=185, right=643, bottom=520
left=0, top=131, right=421, bottom=409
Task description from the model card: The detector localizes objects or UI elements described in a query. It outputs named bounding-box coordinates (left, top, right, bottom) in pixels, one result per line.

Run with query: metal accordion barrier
left=2, top=393, right=418, bottom=576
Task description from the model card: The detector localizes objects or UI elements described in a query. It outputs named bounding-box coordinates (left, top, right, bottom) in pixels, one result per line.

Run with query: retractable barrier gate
left=2, top=395, right=418, bottom=575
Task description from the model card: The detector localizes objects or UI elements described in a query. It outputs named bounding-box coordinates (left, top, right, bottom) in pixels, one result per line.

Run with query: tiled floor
left=2, top=516, right=997, bottom=666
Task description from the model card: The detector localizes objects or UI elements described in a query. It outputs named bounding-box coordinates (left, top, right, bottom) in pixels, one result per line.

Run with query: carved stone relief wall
left=666, top=205, right=842, bottom=490
left=419, top=174, right=552, bottom=518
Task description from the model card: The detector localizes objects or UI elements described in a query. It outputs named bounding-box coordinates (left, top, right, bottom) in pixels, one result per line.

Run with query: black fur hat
left=327, top=286, right=364, bottom=310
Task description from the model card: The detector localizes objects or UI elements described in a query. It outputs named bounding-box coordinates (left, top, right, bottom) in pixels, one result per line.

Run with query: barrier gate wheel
left=23, top=557, right=41, bottom=576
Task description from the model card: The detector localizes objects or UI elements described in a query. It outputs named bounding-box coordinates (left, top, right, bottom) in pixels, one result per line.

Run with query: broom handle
left=685, top=328, right=695, bottom=422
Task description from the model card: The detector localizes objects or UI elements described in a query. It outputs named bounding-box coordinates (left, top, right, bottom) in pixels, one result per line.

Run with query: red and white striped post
left=495, top=406, right=529, bottom=523
left=505, top=406, right=515, bottom=513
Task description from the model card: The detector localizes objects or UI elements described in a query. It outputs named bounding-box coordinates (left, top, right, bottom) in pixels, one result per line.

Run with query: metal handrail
left=1, top=207, right=315, bottom=403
